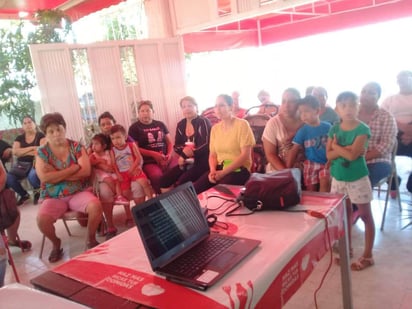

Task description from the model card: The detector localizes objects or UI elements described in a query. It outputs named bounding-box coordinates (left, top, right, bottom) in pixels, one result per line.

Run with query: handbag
left=0, top=188, right=19, bottom=230
left=240, top=168, right=302, bottom=211
left=9, top=161, right=32, bottom=178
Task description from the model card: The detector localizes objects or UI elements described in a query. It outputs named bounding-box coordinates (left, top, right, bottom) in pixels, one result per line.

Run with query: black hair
left=91, top=133, right=109, bottom=149
left=217, top=94, right=233, bottom=106
left=98, top=111, right=116, bottom=125
left=336, top=91, right=358, bottom=104
left=298, top=95, right=320, bottom=109
left=110, top=124, right=127, bottom=136
left=40, top=112, right=66, bottom=132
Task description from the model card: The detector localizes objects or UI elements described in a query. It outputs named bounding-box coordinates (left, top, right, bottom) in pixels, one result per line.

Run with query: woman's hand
left=208, top=171, right=217, bottom=183
left=182, top=146, right=194, bottom=158
left=178, top=156, right=185, bottom=167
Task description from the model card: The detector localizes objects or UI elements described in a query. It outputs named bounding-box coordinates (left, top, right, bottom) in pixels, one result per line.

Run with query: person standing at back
left=311, top=87, right=340, bottom=125
left=381, top=70, right=412, bottom=196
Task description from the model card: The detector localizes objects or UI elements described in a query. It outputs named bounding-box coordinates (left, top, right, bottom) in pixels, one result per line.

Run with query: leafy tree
left=0, top=10, right=72, bottom=127
left=0, top=23, right=36, bottom=127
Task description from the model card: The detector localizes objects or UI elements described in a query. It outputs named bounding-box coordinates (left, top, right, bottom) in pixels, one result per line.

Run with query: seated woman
left=35, top=112, right=102, bottom=263
left=128, top=100, right=177, bottom=194
left=0, top=160, right=32, bottom=251
left=262, top=88, right=304, bottom=172
left=160, top=96, right=212, bottom=192
left=7, top=116, right=45, bottom=205
left=193, top=94, right=255, bottom=194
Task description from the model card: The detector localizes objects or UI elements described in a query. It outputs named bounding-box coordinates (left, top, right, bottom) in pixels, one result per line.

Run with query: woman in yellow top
left=193, top=94, right=255, bottom=193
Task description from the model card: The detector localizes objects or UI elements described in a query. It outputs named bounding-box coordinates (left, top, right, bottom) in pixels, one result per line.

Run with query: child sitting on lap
left=89, top=134, right=129, bottom=205
left=110, top=125, right=155, bottom=202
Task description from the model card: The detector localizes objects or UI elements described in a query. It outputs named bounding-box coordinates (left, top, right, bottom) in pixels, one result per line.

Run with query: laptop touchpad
left=210, top=251, right=238, bottom=270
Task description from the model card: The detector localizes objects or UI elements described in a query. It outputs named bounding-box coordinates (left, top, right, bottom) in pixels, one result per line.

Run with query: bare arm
left=215, top=145, right=252, bottom=181
left=0, top=161, right=6, bottom=190
left=326, top=137, right=340, bottom=161
left=286, top=144, right=301, bottom=168
left=130, top=143, right=144, bottom=175
left=12, top=141, right=37, bottom=157
left=331, top=134, right=368, bottom=161
left=262, top=137, right=286, bottom=170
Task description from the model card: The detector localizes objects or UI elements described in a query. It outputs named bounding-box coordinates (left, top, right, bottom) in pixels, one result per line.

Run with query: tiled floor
left=3, top=157, right=412, bottom=309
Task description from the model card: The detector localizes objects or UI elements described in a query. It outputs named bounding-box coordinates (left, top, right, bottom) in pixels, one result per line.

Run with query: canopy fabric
left=183, top=0, right=412, bottom=53
left=0, top=0, right=123, bottom=21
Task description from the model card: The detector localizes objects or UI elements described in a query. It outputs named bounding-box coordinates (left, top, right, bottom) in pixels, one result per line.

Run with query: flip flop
left=8, top=239, right=32, bottom=251
left=48, top=248, right=63, bottom=263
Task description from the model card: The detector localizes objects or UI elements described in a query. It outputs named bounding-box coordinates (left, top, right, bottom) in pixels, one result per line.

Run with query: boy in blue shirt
left=287, top=95, right=332, bottom=192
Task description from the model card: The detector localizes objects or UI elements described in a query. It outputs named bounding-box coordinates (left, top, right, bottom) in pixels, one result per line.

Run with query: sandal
left=8, top=239, right=32, bottom=251
left=105, top=228, right=118, bottom=240
left=351, top=256, right=374, bottom=271
left=48, top=248, right=63, bottom=263
left=87, top=240, right=100, bottom=249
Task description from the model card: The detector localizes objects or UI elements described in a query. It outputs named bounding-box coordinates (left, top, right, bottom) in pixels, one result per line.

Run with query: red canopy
left=183, top=0, right=412, bottom=53
left=0, top=0, right=123, bottom=21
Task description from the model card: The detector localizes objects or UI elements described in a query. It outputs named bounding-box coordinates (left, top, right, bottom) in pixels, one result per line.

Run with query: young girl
left=89, top=134, right=129, bottom=206
left=326, top=91, right=374, bottom=271
left=110, top=125, right=155, bottom=202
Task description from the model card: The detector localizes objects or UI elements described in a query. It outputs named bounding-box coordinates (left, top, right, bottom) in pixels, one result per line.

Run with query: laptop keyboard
left=164, top=236, right=237, bottom=278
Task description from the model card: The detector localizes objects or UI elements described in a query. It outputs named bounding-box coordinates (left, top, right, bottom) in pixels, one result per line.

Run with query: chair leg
left=393, top=171, right=402, bottom=211
left=62, top=219, right=72, bottom=236
left=39, top=235, right=46, bottom=259
left=380, top=176, right=393, bottom=231
left=1, top=232, right=20, bottom=283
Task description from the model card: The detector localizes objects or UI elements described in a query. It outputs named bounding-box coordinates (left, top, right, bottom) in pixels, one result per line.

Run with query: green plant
left=0, top=10, right=72, bottom=127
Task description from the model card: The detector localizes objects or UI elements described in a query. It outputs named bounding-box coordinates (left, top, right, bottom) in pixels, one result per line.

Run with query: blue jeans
left=6, top=167, right=40, bottom=197
left=367, top=162, right=392, bottom=187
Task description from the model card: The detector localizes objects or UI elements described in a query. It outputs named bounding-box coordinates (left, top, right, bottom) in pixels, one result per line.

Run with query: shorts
left=330, top=176, right=373, bottom=204
left=118, top=170, right=147, bottom=191
left=303, top=160, right=330, bottom=186
left=38, top=190, right=99, bottom=221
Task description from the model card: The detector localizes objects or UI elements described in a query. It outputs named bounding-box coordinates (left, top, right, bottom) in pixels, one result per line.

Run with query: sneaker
left=33, top=192, right=40, bottom=205
left=17, top=194, right=30, bottom=206
left=114, top=195, right=130, bottom=206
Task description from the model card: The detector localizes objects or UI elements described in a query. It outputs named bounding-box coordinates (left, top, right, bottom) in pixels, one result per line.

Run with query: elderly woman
left=160, top=96, right=212, bottom=192
left=193, top=94, right=255, bottom=193
left=128, top=100, right=176, bottom=193
left=262, top=88, right=304, bottom=172
left=7, top=115, right=45, bottom=205
left=35, top=113, right=102, bottom=263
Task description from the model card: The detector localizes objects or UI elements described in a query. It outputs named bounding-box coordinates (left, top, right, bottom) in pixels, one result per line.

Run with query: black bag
left=9, top=161, right=32, bottom=178
left=0, top=188, right=19, bottom=230
left=241, top=168, right=302, bottom=211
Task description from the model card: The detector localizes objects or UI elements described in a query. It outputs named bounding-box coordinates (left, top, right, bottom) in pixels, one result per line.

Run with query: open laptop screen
left=132, top=182, right=209, bottom=269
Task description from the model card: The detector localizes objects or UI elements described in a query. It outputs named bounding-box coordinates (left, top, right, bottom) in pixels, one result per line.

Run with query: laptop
left=131, top=182, right=261, bottom=291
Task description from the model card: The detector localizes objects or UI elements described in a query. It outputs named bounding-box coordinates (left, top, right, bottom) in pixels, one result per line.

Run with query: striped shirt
left=365, top=108, right=397, bottom=164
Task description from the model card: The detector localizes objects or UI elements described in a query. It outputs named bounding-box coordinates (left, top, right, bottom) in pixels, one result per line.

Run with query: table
left=0, top=283, right=88, bottom=308
left=31, top=188, right=353, bottom=309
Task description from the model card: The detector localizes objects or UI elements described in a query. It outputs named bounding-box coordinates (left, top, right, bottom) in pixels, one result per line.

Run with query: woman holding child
left=160, top=96, right=212, bottom=192
left=262, top=88, right=304, bottom=172
left=92, top=112, right=145, bottom=237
